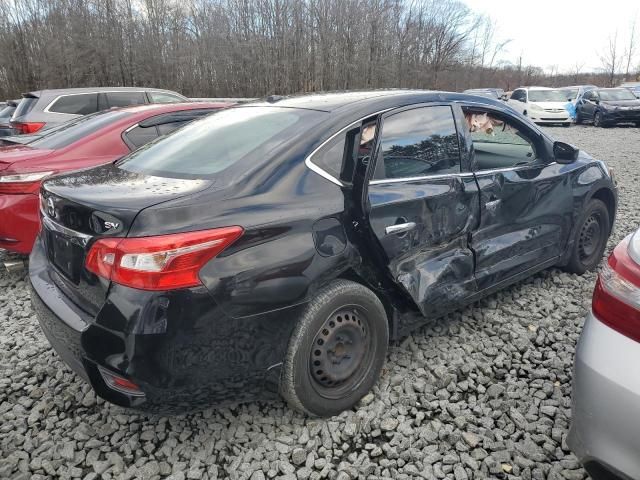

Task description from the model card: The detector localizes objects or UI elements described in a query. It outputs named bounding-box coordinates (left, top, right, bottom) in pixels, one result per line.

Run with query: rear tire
left=280, top=280, right=388, bottom=417
left=564, top=199, right=610, bottom=274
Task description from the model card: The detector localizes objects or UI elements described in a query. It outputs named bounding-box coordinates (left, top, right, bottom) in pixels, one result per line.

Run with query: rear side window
left=149, top=92, right=185, bottom=103
left=106, top=92, right=147, bottom=108
left=118, top=107, right=326, bottom=179
left=30, top=110, right=130, bottom=149
left=13, top=97, right=38, bottom=117
left=123, top=125, right=159, bottom=149
left=374, top=106, right=460, bottom=180
left=48, top=94, right=99, bottom=115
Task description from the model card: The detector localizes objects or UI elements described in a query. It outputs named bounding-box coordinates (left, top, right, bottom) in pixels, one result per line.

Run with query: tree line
left=0, top=0, right=637, bottom=100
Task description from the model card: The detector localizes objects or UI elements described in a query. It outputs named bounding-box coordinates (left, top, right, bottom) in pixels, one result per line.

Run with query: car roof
left=243, top=89, right=507, bottom=114
left=22, top=87, right=186, bottom=98
left=115, top=101, right=233, bottom=116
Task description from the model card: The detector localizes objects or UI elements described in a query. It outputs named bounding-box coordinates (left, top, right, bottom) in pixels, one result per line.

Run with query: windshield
left=118, top=106, right=327, bottom=180
left=30, top=110, right=130, bottom=150
left=599, top=89, right=637, bottom=101
left=528, top=90, right=569, bottom=102
left=0, top=106, right=15, bottom=122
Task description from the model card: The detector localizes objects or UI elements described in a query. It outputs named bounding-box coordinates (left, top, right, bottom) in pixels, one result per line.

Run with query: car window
left=374, top=106, right=460, bottom=180
left=30, top=110, right=130, bottom=149
left=13, top=97, right=37, bottom=117
left=106, top=92, right=147, bottom=108
left=123, top=125, right=159, bottom=149
left=0, top=106, right=14, bottom=121
left=149, top=92, right=185, bottom=103
left=310, top=132, right=347, bottom=180
left=463, top=109, right=537, bottom=170
left=48, top=94, right=99, bottom=115
left=118, top=107, right=327, bottom=180
left=510, top=90, right=522, bottom=101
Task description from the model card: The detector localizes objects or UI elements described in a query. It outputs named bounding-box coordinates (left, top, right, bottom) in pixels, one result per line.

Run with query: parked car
left=575, top=88, right=640, bottom=127
left=0, top=99, right=21, bottom=137
left=620, top=81, right=640, bottom=98
left=463, top=88, right=505, bottom=100
left=508, top=87, right=572, bottom=126
left=0, top=102, right=230, bottom=254
left=9, top=87, right=188, bottom=135
left=562, top=85, right=597, bottom=104
left=30, top=90, right=617, bottom=416
left=569, top=228, right=640, bottom=480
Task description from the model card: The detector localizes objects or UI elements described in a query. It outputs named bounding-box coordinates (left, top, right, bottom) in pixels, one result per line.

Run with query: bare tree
left=601, top=31, right=621, bottom=87
left=624, top=15, right=637, bottom=80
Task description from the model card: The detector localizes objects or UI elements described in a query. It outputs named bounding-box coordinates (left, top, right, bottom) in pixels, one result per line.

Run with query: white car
left=508, top=87, right=571, bottom=126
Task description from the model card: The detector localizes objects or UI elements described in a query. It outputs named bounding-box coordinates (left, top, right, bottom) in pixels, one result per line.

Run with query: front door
left=461, top=105, right=573, bottom=291
left=366, top=104, right=480, bottom=320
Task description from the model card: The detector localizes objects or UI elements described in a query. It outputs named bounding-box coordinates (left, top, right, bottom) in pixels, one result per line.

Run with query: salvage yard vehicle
left=508, top=87, right=572, bottom=126
left=569, top=228, right=640, bottom=480
left=575, top=88, right=640, bottom=127
left=0, top=102, right=230, bottom=254
left=10, top=87, right=188, bottom=134
left=29, top=90, right=617, bottom=416
left=0, top=99, right=20, bottom=137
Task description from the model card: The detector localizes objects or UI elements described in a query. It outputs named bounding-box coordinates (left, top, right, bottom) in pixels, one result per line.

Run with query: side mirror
left=518, top=97, right=526, bottom=103
left=554, top=141, right=579, bottom=164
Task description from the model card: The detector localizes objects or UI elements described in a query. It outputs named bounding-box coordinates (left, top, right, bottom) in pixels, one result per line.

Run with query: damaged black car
left=575, top=87, right=640, bottom=127
left=30, top=91, right=617, bottom=416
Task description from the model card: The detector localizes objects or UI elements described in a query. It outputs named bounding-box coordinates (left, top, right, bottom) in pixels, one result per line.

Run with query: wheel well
left=337, top=268, right=397, bottom=334
left=591, top=188, right=616, bottom=230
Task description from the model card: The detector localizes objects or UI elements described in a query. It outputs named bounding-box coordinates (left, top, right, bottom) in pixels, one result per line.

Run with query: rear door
left=366, top=104, right=480, bottom=320
left=460, top=104, right=572, bottom=291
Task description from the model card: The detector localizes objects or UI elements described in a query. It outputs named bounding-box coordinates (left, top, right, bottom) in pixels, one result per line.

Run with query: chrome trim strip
left=304, top=108, right=395, bottom=187
left=41, top=213, right=93, bottom=245
left=370, top=172, right=474, bottom=185
left=473, top=161, right=557, bottom=176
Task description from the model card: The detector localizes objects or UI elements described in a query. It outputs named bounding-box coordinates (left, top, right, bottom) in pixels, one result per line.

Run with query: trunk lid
left=40, top=163, right=212, bottom=314
left=0, top=146, right=55, bottom=171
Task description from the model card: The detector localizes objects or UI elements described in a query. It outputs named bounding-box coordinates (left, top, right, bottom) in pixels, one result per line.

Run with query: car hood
left=600, top=100, right=640, bottom=107
left=0, top=147, right=55, bottom=172
left=531, top=101, right=568, bottom=109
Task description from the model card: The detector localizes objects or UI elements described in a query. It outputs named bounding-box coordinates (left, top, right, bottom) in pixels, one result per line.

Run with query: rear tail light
left=11, top=121, right=45, bottom=134
left=98, top=366, right=144, bottom=397
left=592, top=235, right=640, bottom=343
left=0, top=171, right=54, bottom=194
left=85, top=226, right=243, bottom=291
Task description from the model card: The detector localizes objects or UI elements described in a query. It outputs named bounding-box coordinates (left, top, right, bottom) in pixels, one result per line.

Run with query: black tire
left=280, top=279, right=388, bottom=417
left=594, top=111, right=605, bottom=127
left=575, top=112, right=582, bottom=124
left=564, top=199, right=610, bottom=274
left=562, top=122, right=571, bottom=127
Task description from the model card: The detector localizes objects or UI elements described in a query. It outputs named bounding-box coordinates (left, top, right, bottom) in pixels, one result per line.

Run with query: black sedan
left=30, top=91, right=617, bottom=416
left=575, top=88, right=640, bottom=127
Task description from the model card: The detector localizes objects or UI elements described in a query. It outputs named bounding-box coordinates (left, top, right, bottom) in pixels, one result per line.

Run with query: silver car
left=9, top=87, right=187, bottom=134
left=569, top=228, right=640, bottom=480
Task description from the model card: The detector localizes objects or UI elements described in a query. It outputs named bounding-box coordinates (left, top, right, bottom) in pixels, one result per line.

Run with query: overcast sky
left=461, top=0, right=640, bottom=73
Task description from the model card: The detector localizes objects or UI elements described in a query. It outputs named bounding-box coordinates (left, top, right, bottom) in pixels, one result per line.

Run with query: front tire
left=575, top=111, right=582, bottom=124
left=594, top=111, right=605, bottom=127
left=280, top=280, right=388, bottom=417
left=564, top=199, right=610, bottom=274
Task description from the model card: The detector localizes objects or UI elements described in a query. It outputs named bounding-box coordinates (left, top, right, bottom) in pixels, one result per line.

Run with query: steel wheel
left=309, top=308, right=369, bottom=398
left=578, top=213, right=603, bottom=262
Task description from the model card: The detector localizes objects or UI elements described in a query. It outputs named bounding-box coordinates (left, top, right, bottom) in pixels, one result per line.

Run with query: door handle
left=385, top=222, right=416, bottom=235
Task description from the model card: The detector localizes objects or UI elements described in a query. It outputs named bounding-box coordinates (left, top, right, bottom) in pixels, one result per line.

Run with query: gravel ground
left=1, top=125, right=639, bottom=480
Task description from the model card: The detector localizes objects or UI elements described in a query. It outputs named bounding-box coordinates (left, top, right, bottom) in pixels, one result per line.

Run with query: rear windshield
left=29, top=110, right=130, bottom=150
left=118, top=107, right=327, bottom=179
left=13, top=97, right=38, bottom=118
left=0, top=106, right=15, bottom=121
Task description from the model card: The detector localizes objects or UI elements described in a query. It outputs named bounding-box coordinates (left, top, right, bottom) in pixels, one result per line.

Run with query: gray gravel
left=1, top=125, right=639, bottom=480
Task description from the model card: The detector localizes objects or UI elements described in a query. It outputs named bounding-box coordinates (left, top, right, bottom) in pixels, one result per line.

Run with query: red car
left=0, top=102, right=231, bottom=254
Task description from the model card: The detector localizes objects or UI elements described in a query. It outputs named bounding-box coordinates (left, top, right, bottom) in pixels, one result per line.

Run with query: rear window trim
left=43, top=91, right=148, bottom=115
left=305, top=108, right=394, bottom=187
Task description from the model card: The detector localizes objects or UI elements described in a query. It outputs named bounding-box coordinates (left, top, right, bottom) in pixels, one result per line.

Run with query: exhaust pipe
left=3, top=259, right=26, bottom=273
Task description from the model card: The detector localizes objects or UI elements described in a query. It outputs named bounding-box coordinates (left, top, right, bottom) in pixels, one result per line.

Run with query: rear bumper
left=0, top=193, right=39, bottom=254
left=568, top=311, right=640, bottom=480
left=29, top=235, right=301, bottom=413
